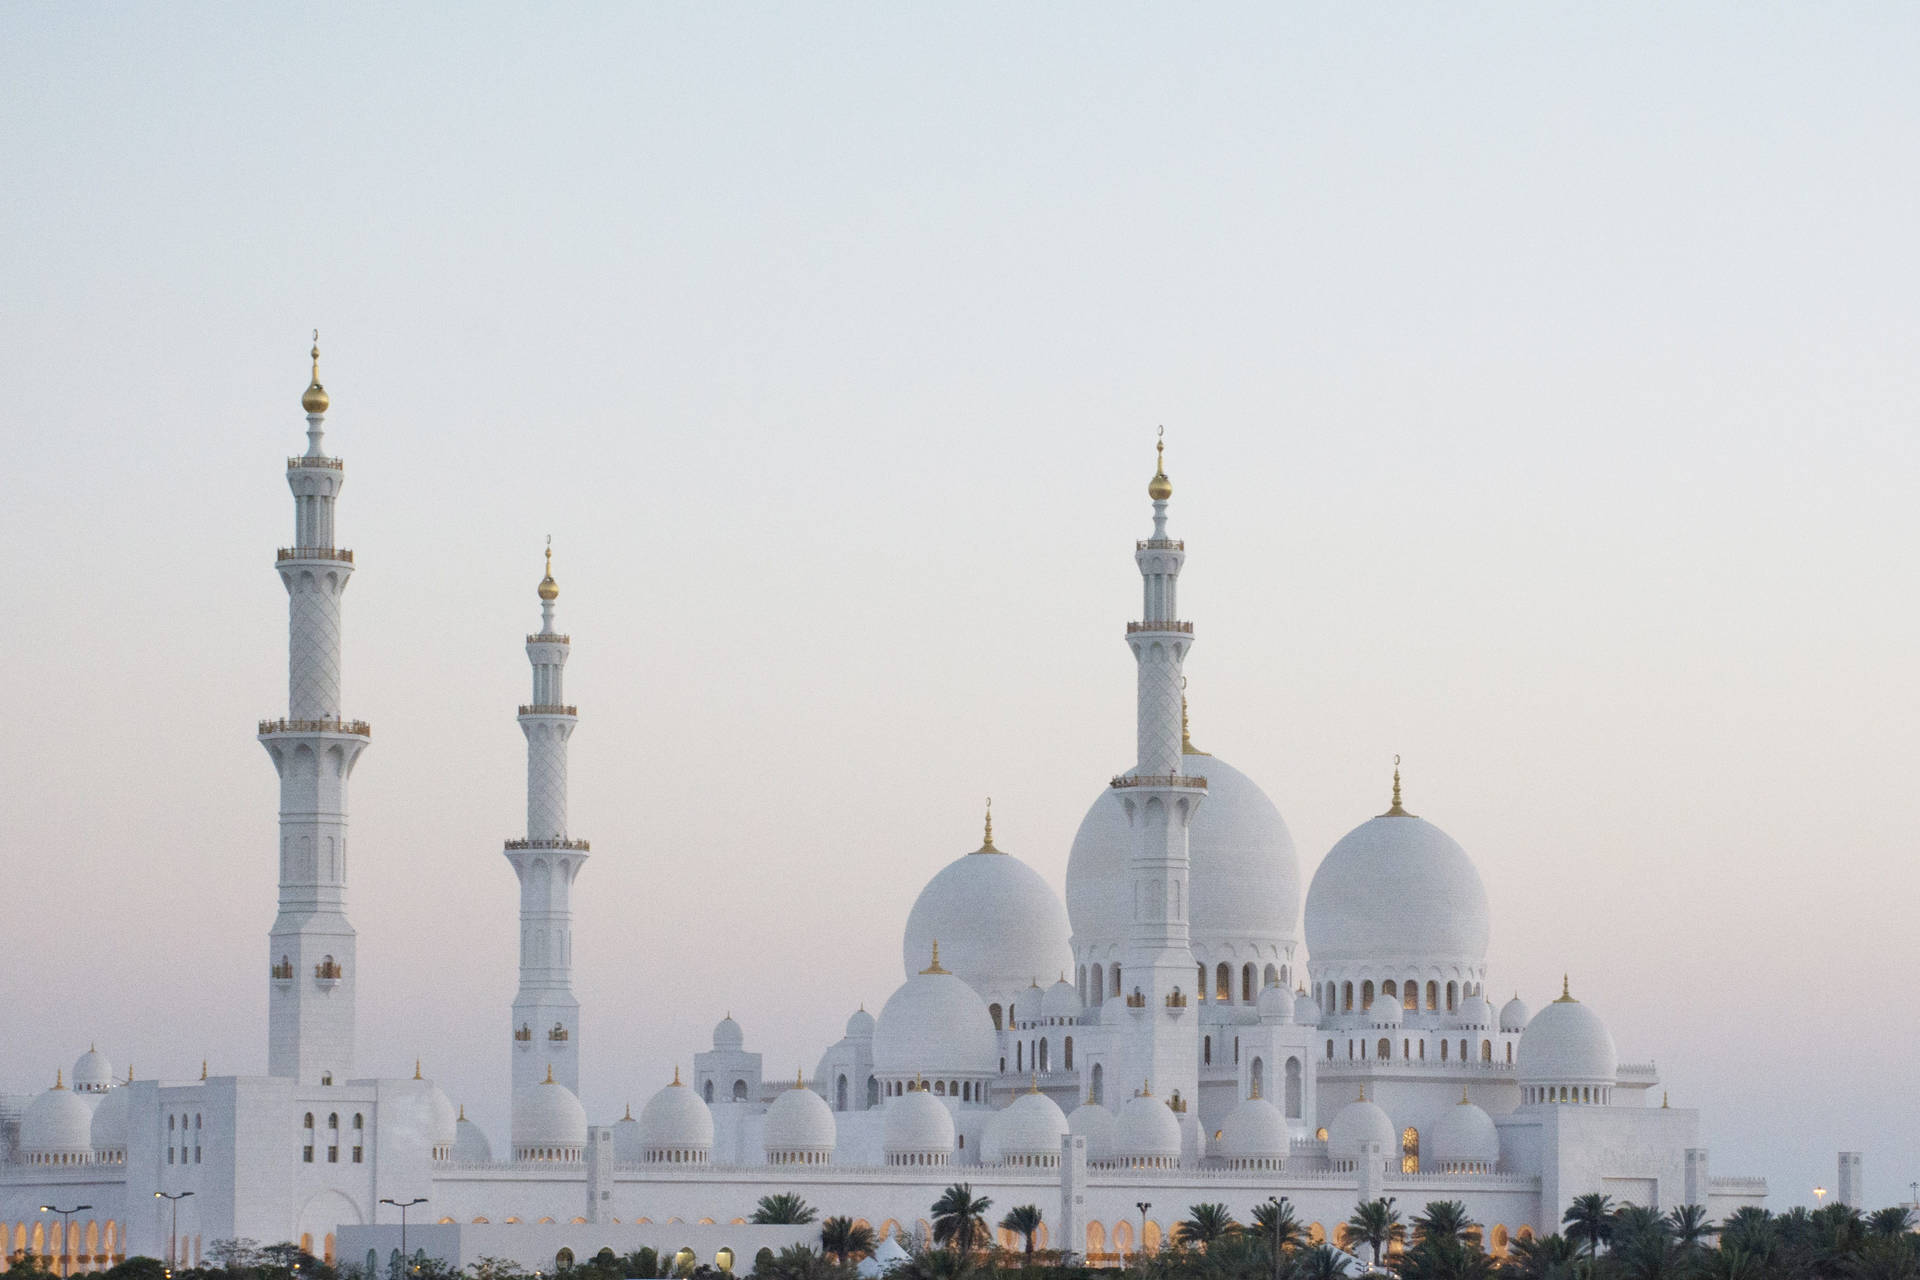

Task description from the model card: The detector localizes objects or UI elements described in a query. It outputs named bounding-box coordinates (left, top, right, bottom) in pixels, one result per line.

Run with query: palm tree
left=752, top=1193, right=819, bottom=1225
left=1411, top=1201, right=1478, bottom=1248
left=1718, top=1206, right=1774, bottom=1257
left=998, top=1206, right=1043, bottom=1258
left=1562, top=1193, right=1614, bottom=1275
left=1251, top=1199, right=1306, bottom=1255
left=1177, top=1204, right=1240, bottom=1250
left=931, top=1184, right=993, bottom=1256
left=1292, top=1245, right=1346, bottom=1280
left=1394, top=1234, right=1495, bottom=1280
left=1608, top=1205, right=1677, bottom=1280
left=1345, top=1197, right=1402, bottom=1266
left=1664, top=1204, right=1716, bottom=1252
left=820, top=1217, right=875, bottom=1264
left=1502, top=1233, right=1578, bottom=1280
left=1868, top=1206, right=1914, bottom=1238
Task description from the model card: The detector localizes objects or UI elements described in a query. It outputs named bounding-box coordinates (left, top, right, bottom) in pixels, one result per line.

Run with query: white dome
left=1067, top=1099, right=1116, bottom=1163
left=641, top=1075, right=714, bottom=1158
left=1041, top=978, right=1082, bottom=1022
left=872, top=965, right=998, bottom=1079
left=1455, top=993, right=1491, bottom=1029
left=1499, top=994, right=1532, bottom=1033
left=1517, top=986, right=1618, bottom=1085
left=712, top=1016, right=744, bottom=1051
left=1293, top=988, right=1321, bottom=1024
left=1430, top=1095, right=1500, bottom=1170
left=983, top=1090, right=1068, bottom=1164
left=511, top=1076, right=587, bottom=1157
left=882, top=1088, right=955, bottom=1160
left=1257, top=982, right=1293, bottom=1023
left=1113, top=1092, right=1182, bottom=1166
left=845, top=1007, right=876, bottom=1039
left=22, top=1081, right=95, bottom=1158
left=1367, top=997, right=1403, bottom=1027
left=764, top=1083, right=836, bottom=1161
left=71, top=1048, right=113, bottom=1094
left=902, top=838, right=1071, bottom=1004
left=1305, top=811, right=1490, bottom=968
left=1218, top=1093, right=1289, bottom=1165
left=1327, top=1093, right=1395, bottom=1162
left=90, top=1085, right=128, bottom=1155
left=453, top=1112, right=493, bottom=1163
left=1067, top=753, right=1300, bottom=958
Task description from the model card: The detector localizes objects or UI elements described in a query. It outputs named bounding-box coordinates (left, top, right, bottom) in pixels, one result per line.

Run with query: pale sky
left=3, top=4, right=1918, bottom=1209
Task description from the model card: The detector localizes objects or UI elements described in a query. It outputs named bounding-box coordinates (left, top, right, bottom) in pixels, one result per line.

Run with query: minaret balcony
left=259, top=717, right=372, bottom=738
left=1136, top=538, right=1184, bottom=551
left=518, top=704, right=578, bottom=716
left=525, top=632, right=572, bottom=645
left=504, top=837, right=591, bottom=852
left=277, top=547, right=355, bottom=563
left=1126, top=620, right=1192, bottom=634
left=1109, top=772, right=1208, bottom=791
left=287, top=456, right=344, bottom=471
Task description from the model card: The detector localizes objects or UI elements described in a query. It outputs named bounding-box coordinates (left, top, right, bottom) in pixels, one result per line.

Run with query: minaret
left=1114, top=430, right=1205, bottom=1112
left=505, top=542, right=588, bottom=1098
left=260, top=335, right=369, bottom=1084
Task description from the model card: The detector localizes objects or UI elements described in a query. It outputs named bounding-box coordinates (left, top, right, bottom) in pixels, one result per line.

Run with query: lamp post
left=1135, top=1202, right=1152, bottom=1262
left=1266, top=1196, right=1287, bottom=1280
left=154, top=1192, right=194, bottom=1275
left=1814, top=1186, right=1828, bottom=1207
left=39, top=1205, right=92, bottom=1280
left=379, top=1198, right=427, bottom=1277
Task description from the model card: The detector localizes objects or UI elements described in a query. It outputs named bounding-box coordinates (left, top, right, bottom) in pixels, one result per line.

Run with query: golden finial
left=795, top=1067, right=806, bottom=1089
left=544, top=1064, right=554, bottom=1084
left=1461, top=1087, right=1471, bottom=1105
left=1148, top=426, right=1172, bottom=501
left=920, top=940, right=950, bottom=975
left=1140, top=1078, right=1152, bottom=1098
left=975, top=797, right=998, bottom=853
left=1555, top=975, right=1577, bottom=1004
left=1356, top=1085, right=1367, bottom=1102
left=1383, top=755, right=1413, bottom=817
left=1661, top=1091, right=1669, bottom=1109
left=127, top=1066, right=134, bottom=1084
left=538, top=536, right=559, bottom=602
left=54, top=1068, right=64, bottom=1090
left=201, top=1060, right=208, bottom=1081
left=1030, top=1074, right=1040, bottom=1095
left=414, top=1058, right=423, bottom=1080
left=458, top=1103, right=466, bottom=1121
left=1249, top=1076, right=1262, bottom=1101
left=623, top=1102, right=633, bottom=1121
left=90, top=1043, right=96, bottom=1053
left=302, top=330, right=330, bottom=415
left=672, top=1065, right=682, bottom=1087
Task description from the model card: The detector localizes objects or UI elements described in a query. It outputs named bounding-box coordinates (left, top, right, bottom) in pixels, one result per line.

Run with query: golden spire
left=302, top=330, right=330, bottom=415
left=54, top=1068, right=64, bottom=1090
left=1461, top=1087, right=1471, bottom=1105
left=1383, top=754, right=1413, bottom=817
left=672, top=1065, right=682, bottom=1087
left=795, top=1067, right=806, bottom=1089
left=1140, top=1078, right=1152, bottom=1098
left=127, top=1066, right=134, bottom=1084
left=1087, top=1084, right=1098, bottom=1105
left=1030, top=1074, right=1040, bottom=1095
left=1661, top=1091, right=1669, bottom=1109
left=974, top=797, right=999, bottom=853
left=414, top=1058, right=423, bottom=1080
left=544, top=1064, right=555, bottom=1084
left=1555, top=975, right=1577, bottom=1004
left=538, top=536, right=559, bottom=602
left=623, top=1102, right=633, bottom=1121
left=1356, top=1084, right=1367, bottom=1102
left=201, top=1060, right=208, bottom=1081
left=1148, top=426, right=1172, bottom=501
left=1180, top=678, right=1209, bottom=755
left=1249, top=1076, right=1262, bottom=1101
left=920, top=940, right=950, bottom=975
left=458, top=1103, right=466, bottom=1121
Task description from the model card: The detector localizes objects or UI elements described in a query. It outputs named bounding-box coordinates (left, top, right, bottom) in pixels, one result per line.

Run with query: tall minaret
left=1116, top=430, right=1205, bottom=1113
left=505, top=543, right=587, bottom=1098
left=260, top=335, right=369, bottom=1084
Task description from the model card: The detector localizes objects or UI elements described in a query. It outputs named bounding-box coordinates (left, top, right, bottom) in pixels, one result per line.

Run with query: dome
left=1500, top=994, right=1532, bottom=1033
left=1293, top=987, right=1320, bottom=1024
left=1257, top=983, right=1293, bottom=1023
left=844, top=1007, right=876, bottom=1039
left=511, top=1072, right=587, bottom=1158
left=1516, top=982, right=1618, bottom=1086
left=901, top=824, right=1072, bottom=1005
left=21, top=1077, right=94, bottom=1160
left=453, top=1109, right=493, bottom=1163
left=1217, top=1093, right=1289, bottom=1167
left=1068, top=754, right=1299, bottom=962
left=1040, top=978, right=1082, bottom=1022
left=764, top=1081, right=836, bottom=1163
left=641, top=1072, right=714, bottom=1161
left=983, top=1089, right=1068, bottom=1165
left=712, top=1016, right=744, bottom=1052
left=872, top=959, right=998, bottom=1079
left=1455, top=993, right=1491, bottom=1029
left=1327, top=1091, right=1395, bottom=1164
left=613, top=1105, right=643, bottom=1162
left=1304, top=808, right=1490, bottom=969
left=1067, top=1099, right=1116, bottom=1164
left=1367, top=996, right=1403, bottom=1027
left=90, top=1085, right=128, bottom=1156
left=1430, top=1094, right=1500, bottom=1171
left=1112, top=1091, right=1182, bottom=1167
left=71, top=1047, right=113, bottom=1094
left=882, top=1087, right=955, bottom=1163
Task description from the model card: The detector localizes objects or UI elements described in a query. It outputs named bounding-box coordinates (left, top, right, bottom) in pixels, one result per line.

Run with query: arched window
left=303, top=1113, right=314, bottom=1129
left=1343, top=981, right=1354, bottom=1011
left=1401, top=1127, right=1419, bottom=1173
left=933, top=1080, right=946, bottom=1096
left=1265, top=963, right=1279, bottom=989
left=1016, top=1042, right=1022, bottom=1072
left=1482, top=1040, right=1493, bottom=1063
left=1039, top=1039, right=1050, bottom=1073
left=352, top=1113, right=363, bottom=1130
left=1326, top=1040, right=1334, bottom=1060
left=1090, top=1062, right=1104, bottom=1104
left=1250, top=1057, right=1264, bottom=1098
left=1284, top=1057, right=1302, bottom=1118
left=731, top=1079, right=747, bottom=1101
left=1110, top=963, right=1120, bottom=996
left=1064, top=1036, right=1073, bottom=1070
left=1506, top=1043, right=1513, bottom=1064
left=1426, top=980, right=1439, bottom=1010
left=1362, top=979, right=1375, bottom=1009
left=1215, top=963, right=1231, bottom=1002
left=1446, top=980, right=1458, bottom=1011
left=703, top=1080, right=714, bottom=1102
left=1403, top=1038, right=1411, bottom=1060
left=327, top=1112, right=338, bottom=1129
left=1242, top=963, right=1255, bottom=1003
left=1405, top=977, right=1419, bottom=1009
left=1203, top=1036, right=1212, bottom=1066
left=1197, top=963, right=1207, bottom=999
left=1441, top=1039, right=1449, bottom=1061
left=1377, top=1038, right=1390, bottom=1059
left=989, top=1003, right=1003, bottom=1030
left=1382, top=979, right=1397, bottom=1002
left=835, top=1075, right=848, bottom=1111
left=1460, top=1039, right=1469, bottom=1062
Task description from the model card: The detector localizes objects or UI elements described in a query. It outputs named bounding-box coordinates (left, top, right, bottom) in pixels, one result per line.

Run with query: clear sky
left=3, top=4, right=1917, bottom=1209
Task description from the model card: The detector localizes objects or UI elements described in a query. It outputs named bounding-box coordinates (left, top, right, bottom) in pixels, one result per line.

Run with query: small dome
left=901, top=833, right=1072, bottom=1006
left=1430, top=1095, right=1500, bottom=1170
left=1304, top=810, right=1490, bottom=970
left=453, top=1110, right=493, bottom=1163
left=641, top=1073, right=714, bottom=1160
left=71, top=1048, right=113, bottom=1094
left=1041, top=978, right=1082, bottom=1022
left=983, top=1090, right=1068, bottom=1165
left=1257, top=982, right=1293, bottom=1023
left=1367, top=997, right=1403, bottom=1027
left=872, top=963, right=998, bottom=1079
left=22, top=1078, right=94, bottom=1158
left=844, top=1007, right=876, bottom=1039
left=1517, top=982, right=1618, bottom=1086
left=763, top=1082, right=836, bottom=1162
left=712, top=1016, right=744, bottom=1052
left=1455, top=993, right=1491, bottom=1029
left=511, top=1073, right=587, bottom=1158
left=1293, top=987, right=1320, bottom=1024
left=1067, top=1099, right=1116, bottom=1163
left=1217, top=1092, right=1289, bottom=1166
left=1327, top=1092, right=1395, bottom=1163
left=613, top=1105, right=643, bottom=1162
left=1113, top=1091, right=1182, bottom=1166
left=90, top=1085, right=129, bottom=1155
left=882, top=1087, right=955, bottom=1162
left=1500, top=994, right=1532, bottom=1033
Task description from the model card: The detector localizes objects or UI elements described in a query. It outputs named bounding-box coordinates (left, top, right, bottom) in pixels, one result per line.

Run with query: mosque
left=0, top=347, right=1781, bottom=1276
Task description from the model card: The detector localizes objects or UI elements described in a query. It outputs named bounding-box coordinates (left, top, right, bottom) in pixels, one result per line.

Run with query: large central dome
left=1304, top=808, right=1490, bottom=971
left=901, top=817, right=1071, bottom=1010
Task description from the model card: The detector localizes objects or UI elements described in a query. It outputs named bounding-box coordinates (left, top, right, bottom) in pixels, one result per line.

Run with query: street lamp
left=1814, top=1186, right=1828, bottom=1206
left=154, top=1192, right=194, bottom=1275
left=1266, top=1196, right=1289, bottom=1280
left=379, top=1198, right=427, bottom=1276
left=1135, top=1202, right=1152, bottom=1262
left=39, top=1205, right=92, bottom=1280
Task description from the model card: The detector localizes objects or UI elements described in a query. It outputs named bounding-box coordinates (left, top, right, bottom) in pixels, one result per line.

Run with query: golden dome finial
left=1249, top=1076, right=1262, bottom=1101
left=1148, top=426, right=1172, bottom=501
left=302, top=329, right=330, bottom=415
left=127, top=1065, right=134, bottom=1083
left=538, top=536, right=559, bottom=602
left=795, top=1066, right=806, bottom=1089
left=544, top=1064, right=554, bottom=1084
left=414, top=1058, right=423, bottom=1080
left=1555, top=974, right=1577, bottom=1004
left=1030, top=1074, right=1040, bottom=1095
left=458, top=1103, right=466, bottom=1121
left=672, top=1065, right=682, bottom=1087
left=1661, top=1091, right=1669, bottom=1109
left=1383, top=755, right=1413, bottom=817
left=1356, top=1084, right=1368, bottom=1103
left=201, top=1060, right=208, bottom=1081
left=975, top=797, right=998, bottom=853
left=1140, top=1078, right=1152, bottom=1098
left=921, top=940, right=949, bottom=975
left=1461, top=1086, right=1471, bottom=1105
left=54, top=1068, right=64, bottom=1090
